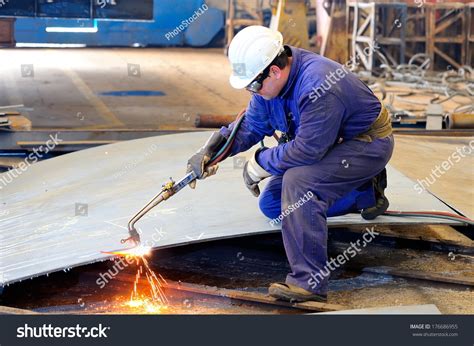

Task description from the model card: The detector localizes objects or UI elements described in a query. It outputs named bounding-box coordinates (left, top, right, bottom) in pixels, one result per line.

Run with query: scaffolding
left=467, top=3, right=474, bottom=67
left=347, top=2, right=407, bottom=75
left=426, top=2, right=467, bottom=70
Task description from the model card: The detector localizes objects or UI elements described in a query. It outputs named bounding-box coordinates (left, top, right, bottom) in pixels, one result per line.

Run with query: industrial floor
left=0, top=48, right=472, bottom=314
left=0, top=48, right=248, bottom=129
left=390, top=135, right=474, bottom=219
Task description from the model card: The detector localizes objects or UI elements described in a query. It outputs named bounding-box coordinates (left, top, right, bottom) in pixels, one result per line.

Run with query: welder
left=186, top=26, right=393, bottom=302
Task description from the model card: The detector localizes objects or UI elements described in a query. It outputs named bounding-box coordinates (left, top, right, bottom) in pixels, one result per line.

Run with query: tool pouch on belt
left=354, top=103, right=393, bottom=143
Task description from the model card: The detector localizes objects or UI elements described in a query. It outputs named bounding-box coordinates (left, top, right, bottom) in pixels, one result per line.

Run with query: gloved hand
left=187, top=131, right=227, bottom=189
left=243, top=147, right=271, bottom=197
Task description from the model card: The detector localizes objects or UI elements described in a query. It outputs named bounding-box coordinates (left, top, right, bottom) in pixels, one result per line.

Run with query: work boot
left=361, top=168, right=389, bottom=220
left=268, top=283, right=327, bottom=303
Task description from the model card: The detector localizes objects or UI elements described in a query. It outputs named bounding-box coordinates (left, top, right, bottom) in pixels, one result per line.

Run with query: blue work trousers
left=258, top=135, right=394, bottom=294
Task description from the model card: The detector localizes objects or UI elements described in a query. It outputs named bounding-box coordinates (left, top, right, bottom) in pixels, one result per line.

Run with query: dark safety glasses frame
left=245, top=66, right=271, bottom=93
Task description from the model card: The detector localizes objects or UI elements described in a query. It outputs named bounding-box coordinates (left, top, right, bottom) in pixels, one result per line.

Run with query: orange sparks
left=124, top=255, right=169, bottom=314
left=100, top=245, right=169, bottom=313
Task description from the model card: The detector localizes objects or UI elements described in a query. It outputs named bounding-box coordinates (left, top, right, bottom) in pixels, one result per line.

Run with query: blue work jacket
left=220, top=46, right=382, bottom=176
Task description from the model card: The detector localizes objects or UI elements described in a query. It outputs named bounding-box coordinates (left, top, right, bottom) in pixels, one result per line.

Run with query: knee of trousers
left=281, top=166, right=316, bottom=200
left=258, top=188, right=281, bottom=220
left=281, top=166, right=331, bottom=213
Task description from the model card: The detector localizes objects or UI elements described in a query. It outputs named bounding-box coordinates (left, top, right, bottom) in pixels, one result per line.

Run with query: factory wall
left=13, top=0, right=224, bottom=47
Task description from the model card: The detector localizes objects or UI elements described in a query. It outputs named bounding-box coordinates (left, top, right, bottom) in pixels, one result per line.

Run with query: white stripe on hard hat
left=228, top=25, right=284, bottom=89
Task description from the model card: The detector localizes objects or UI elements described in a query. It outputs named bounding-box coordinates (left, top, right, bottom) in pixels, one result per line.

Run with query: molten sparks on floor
left=103, top=246, right=169, bottom=314
left=125, top=256, right=169, bottom=314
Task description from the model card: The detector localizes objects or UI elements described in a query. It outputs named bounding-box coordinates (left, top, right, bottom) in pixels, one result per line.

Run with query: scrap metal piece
left=447, top=113, right=474, bottom=129
left=425, top=104, right=445, bottom=130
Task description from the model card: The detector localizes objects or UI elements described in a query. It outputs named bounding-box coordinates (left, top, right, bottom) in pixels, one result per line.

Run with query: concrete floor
left=390, top=135, right=474, bottom=219
left=0, top=48, right=248, bottom=129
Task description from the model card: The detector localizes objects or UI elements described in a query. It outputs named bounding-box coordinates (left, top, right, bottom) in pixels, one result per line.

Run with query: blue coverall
left=220, top=46, right=394, bottom=295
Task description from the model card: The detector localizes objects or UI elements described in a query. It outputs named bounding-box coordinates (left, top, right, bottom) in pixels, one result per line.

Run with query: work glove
left=243, top=147, right=271, bottom=197
left=187, top=131, right=227, bottom=189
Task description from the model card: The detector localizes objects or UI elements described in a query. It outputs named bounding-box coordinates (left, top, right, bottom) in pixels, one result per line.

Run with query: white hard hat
left=228, top=25, right=284, bottom=89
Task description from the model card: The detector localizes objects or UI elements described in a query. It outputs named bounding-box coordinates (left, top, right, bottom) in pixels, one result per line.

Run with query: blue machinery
left=12, top=0, right=224, bottom=47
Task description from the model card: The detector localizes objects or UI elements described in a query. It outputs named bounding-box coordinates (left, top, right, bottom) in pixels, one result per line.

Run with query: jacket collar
left=279, top=45, right=299, bottom=99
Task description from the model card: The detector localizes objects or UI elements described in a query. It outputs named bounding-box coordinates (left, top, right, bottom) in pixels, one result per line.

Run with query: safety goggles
left=245, top=66, right=271, bottom=93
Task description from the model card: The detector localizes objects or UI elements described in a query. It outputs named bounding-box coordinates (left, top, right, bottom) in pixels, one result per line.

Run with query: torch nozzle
left=121, top=226, right=141, bottom=246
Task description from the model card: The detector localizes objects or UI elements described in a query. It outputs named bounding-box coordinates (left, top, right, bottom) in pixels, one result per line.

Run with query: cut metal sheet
left=0, top=132, right=463, bottom=287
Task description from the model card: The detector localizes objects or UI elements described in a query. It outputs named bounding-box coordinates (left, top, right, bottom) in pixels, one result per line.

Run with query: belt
left=354, top=103, right=393, bottom=143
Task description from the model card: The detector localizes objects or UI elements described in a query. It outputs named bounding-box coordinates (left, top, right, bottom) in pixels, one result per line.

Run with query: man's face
left=251, top=64, right=290, bottom=100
